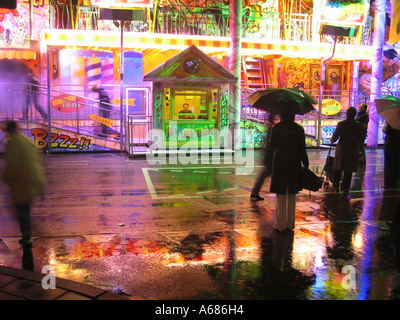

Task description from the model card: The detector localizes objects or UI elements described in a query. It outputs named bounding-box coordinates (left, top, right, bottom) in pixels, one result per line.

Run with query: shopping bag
left=301, top=166, right=323, bottom=192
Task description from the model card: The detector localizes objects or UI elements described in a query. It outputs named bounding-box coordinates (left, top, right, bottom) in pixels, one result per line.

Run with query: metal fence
left=0, top=83, right=122, bottom=141
left=125, top=115, right=152, bottom=156
left=0, top=82, right=391, bottom=154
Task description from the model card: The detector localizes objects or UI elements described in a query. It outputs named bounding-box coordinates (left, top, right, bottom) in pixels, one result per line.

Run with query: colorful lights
left=44, top=29, right=374, bottom=60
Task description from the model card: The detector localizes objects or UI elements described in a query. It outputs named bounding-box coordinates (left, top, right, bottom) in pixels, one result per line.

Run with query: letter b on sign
left=341, top=265, right=356, bottom=290
left=42, top=265, right=56, bottom=289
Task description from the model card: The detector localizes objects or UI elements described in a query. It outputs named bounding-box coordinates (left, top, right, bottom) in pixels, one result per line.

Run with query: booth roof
left=143, top=44, right=238, bottom=83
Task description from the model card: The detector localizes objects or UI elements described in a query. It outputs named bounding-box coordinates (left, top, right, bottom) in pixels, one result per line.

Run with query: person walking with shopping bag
left=330, top=107, right=364, bottom=196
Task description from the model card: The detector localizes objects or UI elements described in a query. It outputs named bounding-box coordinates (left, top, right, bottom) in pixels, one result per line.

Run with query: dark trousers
left=16, top=204, right=32, bottom=241
left=332, top=170, right=353, bottom=192
left=384, top=143, right=400, bottom=189
left=251, top=147, right=273, bottom=195
left=359, top=144, right=366, bottom=166
left=25, top=93, right=48, bottom=120
left=100, top=109, right=111, bottom=134
left=251, top=166, right=271, bottom=195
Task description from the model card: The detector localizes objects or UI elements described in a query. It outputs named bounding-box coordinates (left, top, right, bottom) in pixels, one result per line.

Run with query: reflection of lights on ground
left=292, top=233, right=328, bottom=271
left=314, top=248, right=324, bottom=268
left=352, top=232, right=363, bottom=250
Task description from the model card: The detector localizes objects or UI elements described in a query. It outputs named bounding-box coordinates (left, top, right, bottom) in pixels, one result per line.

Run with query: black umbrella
left=248, top=88, right=317, bottom=115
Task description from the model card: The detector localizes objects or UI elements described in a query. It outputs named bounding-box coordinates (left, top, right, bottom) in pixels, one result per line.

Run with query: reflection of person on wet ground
left=92, top=86, right=112, bottom=135
left=22, top=245, right=34, bottom=271
left=355, top=103, right=369, bottom=167
left=259, top=231, right=315, bottom=299
left=1, top=121, right=46, bottom=246
left=330, top=107, right=364, bottom=197
left=24, top=72, right=48, bottom=120
left=250, top=113, right=276, bottom=201
left=383, top=123, right=400, bottom=190
left=323, top=193, right=358, bottom=261
left=268, top=113, right=309, bottom=232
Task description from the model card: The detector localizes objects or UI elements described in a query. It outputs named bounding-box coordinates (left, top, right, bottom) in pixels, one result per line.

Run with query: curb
left=0, top=266, right=128, bottom=300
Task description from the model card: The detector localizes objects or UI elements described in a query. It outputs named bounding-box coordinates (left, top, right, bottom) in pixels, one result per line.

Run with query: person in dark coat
left=92, top=86, right=112, bottom=135
left=250, top=113, right=276, bottom=201
left=268, top=113, right=309, bottom=231
left=383, top=123, right=400, bottom=189
left=355, top=103, right=369, bottom=167
left=330, top=107, right=364, bottom=196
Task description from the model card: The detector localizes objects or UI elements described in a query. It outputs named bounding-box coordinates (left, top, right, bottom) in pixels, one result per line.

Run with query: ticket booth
left=143, top=45, right=237, bottom=148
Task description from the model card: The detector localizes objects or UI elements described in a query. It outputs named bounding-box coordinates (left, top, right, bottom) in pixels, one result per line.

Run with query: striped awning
left=0, top=50, right=37, bottom=60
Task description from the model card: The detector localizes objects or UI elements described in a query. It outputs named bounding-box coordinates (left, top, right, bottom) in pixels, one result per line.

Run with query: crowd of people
left=250, top=103, right=400, bottom=232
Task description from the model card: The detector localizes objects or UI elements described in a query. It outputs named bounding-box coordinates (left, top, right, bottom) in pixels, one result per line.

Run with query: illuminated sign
left=51, top=94, right=85, bottom=113
left=89, top=114, right=114, bottom=128
left=320, top=0, right=369, bottom=25
left=320, top=99, right=341, bottom=115
left=91, top=0, right=154, bottom=8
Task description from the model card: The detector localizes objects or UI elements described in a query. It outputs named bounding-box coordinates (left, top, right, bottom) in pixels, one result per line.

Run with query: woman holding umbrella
left=247, top=88, right=315, bottom=231
left=268, top=113, right=309, bottom=232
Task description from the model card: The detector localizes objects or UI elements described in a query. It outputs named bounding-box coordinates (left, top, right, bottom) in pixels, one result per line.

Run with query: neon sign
left=321, top=0, right=369, bottom=25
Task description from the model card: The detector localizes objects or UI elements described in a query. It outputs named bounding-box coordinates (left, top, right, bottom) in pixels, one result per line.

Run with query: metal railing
left=125, top=115, right=152, bottom=156
left=1, top=82, right=389, bottom=154
left=0, top=83, right=122, bottom=142
left=241, top=86, right=377, bottom=146
left=48, top=4, right=371, bottom=45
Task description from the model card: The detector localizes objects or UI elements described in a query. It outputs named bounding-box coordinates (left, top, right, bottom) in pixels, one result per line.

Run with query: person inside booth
left=178, top=103, right=195, bottom=119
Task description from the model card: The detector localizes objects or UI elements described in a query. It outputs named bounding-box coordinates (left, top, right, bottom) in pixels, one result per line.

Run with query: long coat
left=269, top=120, right=309, bottom=194
left=1, top=130, right=46, bottom=206
left=331, top=118, right=363, bottom=173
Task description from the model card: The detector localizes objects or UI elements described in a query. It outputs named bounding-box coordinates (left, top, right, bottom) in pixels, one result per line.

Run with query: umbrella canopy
left=247, top=88, right=317, bottom=115
left=375, top=95, right=400, bottom=130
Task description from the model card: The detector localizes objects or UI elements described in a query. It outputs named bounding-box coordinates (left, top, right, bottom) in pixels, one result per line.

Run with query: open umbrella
left=375, top=95, right=400, bottom=130
left=247, top=88, right=317, bottom=115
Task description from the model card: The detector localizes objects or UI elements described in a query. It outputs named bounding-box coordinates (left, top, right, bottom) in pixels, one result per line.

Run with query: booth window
left=173, top=89, right=212, bottom=120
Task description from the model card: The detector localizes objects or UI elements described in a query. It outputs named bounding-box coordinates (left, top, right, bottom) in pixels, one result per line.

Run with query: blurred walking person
left=24, top=71, right=48, bottom=120
left=355, top=103, right=369, bottom=167
left=330, top=107, right=364, bottom=196
left=250, top=113, right=276, bottom=200
left=383, top=123, right=400, bottom=189
left=92, top=86, right=112, bottom=135
left=1, top=121, right=46, bottom=246
left=268, top=113, right=309, bottom=231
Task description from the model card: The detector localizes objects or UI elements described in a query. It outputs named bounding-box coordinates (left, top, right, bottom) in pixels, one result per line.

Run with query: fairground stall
left=143, top=45, right=237, bottom=149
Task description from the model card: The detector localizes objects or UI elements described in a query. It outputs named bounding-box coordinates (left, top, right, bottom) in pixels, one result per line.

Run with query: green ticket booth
left=143, top=45, right=237, bottom=148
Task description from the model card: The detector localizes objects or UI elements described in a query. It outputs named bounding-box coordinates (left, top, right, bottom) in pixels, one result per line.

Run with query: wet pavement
left=0, top=148, right=400, bottom=300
